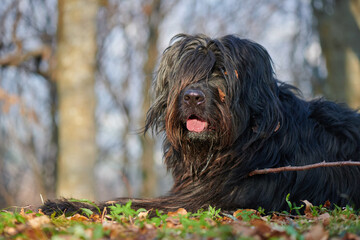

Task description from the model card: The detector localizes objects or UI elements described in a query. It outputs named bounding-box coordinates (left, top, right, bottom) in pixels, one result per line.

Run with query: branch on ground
left=249, top=161, right=360, bottom=176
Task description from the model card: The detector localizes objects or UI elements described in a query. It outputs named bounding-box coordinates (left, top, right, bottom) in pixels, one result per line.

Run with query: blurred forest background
left=0, top=0, right=359, bottom=209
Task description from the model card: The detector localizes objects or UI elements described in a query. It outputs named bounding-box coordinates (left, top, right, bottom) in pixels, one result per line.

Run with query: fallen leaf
left=231, top=222, right=258, bottom=239
left=251, top=218, right=272, bottom=234
left=90, top=214, right=101, bottom=222
left=166, top=217, right=181, bottom=228
left=143, top=223, right=156, bottom=230
left=138, top=210, right=150, bottom=220
left=305, top=224, right=328, bottom=240
left=4, top=227, right=17, bottom=236
left=27, top=215, right=50, bottom=228
left=38, top=209, right=45, bottom=215
left=343, top=232, right=360, bottom=240
left=323, top=200, right=331, bottom=209
left=317, top=213, right=330, bottom=226
left=302, top=200, right=314, bottom=218
left=20, top=208, right=25, bottom=217
left=68, top=213, right=89, bottom=221
left=271, top=213, right=290, bottom=224
left=233, top=209, right=258, bottom=220
left=167, top=208, right=187, bottom=217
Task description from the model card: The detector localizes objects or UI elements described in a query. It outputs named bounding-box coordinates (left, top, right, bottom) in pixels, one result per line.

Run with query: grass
left=1, top=198, right=360, bottom=239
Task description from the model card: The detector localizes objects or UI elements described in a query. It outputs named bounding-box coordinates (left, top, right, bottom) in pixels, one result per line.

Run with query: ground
left=1, top=199, right=360, bottom=239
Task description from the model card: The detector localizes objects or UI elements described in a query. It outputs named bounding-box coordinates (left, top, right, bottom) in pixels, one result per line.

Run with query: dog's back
left=224, top=84, right=360, bottom=211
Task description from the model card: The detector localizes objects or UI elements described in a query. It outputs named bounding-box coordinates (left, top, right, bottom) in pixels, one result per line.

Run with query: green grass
left=1, top=199, right=360, bottom=239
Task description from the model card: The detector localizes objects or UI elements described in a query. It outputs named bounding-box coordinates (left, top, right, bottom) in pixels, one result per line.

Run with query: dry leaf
left=317, top=213, right=330, bottom=226
left=251, top=218, right=288, bottom=239
left=27, top=215, right=50, bottom=228
left=68, top=213, right=89, bottom=221
left=167, top=208, right=187, bottom=217
left=251, top=218, right=272, bottom=234
left=302, top=200, right=314, bottom=218
left=323, top=200, right=331, bottom=209
left=218, top=88, right=226, bottom=102
left=231, top=222, right=258, bottom=238
left=233, top=209, right=258, bottom=220
left=343, top=232, right=360, bottom=240
left=271, top=213, right=290, bottom=224
left=90, top=214, right=101, bottom=222
left=20, top=208, right=25, bottom=217
left=38, top=209, right=45, bottom=215
left=4, top=227, right=17, bottom=236
left=305, top=224, right=328, bottom=240
left=138, top=210, right=150, bottom=220
left=166, top=217, right=181, bottom=228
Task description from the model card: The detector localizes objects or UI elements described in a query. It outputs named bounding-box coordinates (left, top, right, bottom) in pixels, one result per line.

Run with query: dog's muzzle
left=182, top=89, right=209, bottom=133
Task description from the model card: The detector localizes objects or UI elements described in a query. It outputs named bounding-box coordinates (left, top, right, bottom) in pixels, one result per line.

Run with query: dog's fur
left=41, top=34, right=360, bottom=216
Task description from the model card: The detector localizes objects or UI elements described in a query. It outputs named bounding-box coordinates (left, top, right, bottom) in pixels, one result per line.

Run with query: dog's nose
left=183, top=89, right=205, bottom=106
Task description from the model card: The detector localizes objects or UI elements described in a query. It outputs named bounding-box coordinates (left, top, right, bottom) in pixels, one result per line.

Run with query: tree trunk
left=55, top=0, right=98, bottom=199
left=140, top=0, right=162, bottom=198
left=312, top=0, right=360, bottom=108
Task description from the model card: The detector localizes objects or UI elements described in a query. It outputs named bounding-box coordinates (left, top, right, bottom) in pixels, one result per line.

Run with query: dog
left=41, top=34, right=360, bottom=216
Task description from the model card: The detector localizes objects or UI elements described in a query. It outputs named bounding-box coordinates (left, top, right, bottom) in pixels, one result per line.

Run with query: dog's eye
left=218, top=88, right=226, bottom=102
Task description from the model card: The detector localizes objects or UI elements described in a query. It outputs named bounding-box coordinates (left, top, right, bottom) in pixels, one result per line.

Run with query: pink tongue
left=186, top=119, right=208, bottom=132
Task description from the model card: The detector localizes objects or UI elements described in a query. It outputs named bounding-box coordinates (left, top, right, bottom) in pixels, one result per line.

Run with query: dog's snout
left=183, top=89, right=205, bottom=106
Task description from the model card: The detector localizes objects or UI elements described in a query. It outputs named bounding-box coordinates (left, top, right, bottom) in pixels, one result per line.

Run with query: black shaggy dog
left=41, top=34, right=360, bottom=216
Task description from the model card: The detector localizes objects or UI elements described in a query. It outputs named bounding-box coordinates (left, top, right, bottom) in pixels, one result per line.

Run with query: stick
left=248, top=161, right=360, bottom=176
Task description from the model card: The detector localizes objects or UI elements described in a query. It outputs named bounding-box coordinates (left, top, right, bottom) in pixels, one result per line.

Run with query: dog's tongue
left=186, top=119, right=208, bottom=132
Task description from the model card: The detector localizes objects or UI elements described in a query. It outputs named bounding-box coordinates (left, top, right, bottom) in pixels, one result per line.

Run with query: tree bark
left=56, top=0, right=98, bottom=199
left=312, top=0, right=360, bottom=108
left=140, top=0, right=162, bottom=198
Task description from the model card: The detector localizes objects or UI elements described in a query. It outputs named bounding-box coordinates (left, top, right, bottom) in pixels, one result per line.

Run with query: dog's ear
left=244, top=42, right=282, bottom=138
left=144, top=67, right=169, bottom=135
left=225, top=38, right=283, bottom=139
left=144, top=39, right=182, bottom=135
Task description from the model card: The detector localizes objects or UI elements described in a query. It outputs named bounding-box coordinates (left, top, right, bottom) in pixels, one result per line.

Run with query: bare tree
left=312, top=0, right=360, bottom=108
left=0, top=0, right=58, bottom=207
left=140, top=0, right=163, bottom=198
left=56, top=0, right=99, bottom=199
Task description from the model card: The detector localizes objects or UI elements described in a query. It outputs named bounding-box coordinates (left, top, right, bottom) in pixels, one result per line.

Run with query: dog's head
left=145, top=34, right=283, bottom=152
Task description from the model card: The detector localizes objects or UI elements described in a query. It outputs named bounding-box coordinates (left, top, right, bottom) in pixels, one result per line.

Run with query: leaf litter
left=1, top=200, right=360, bottom=239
